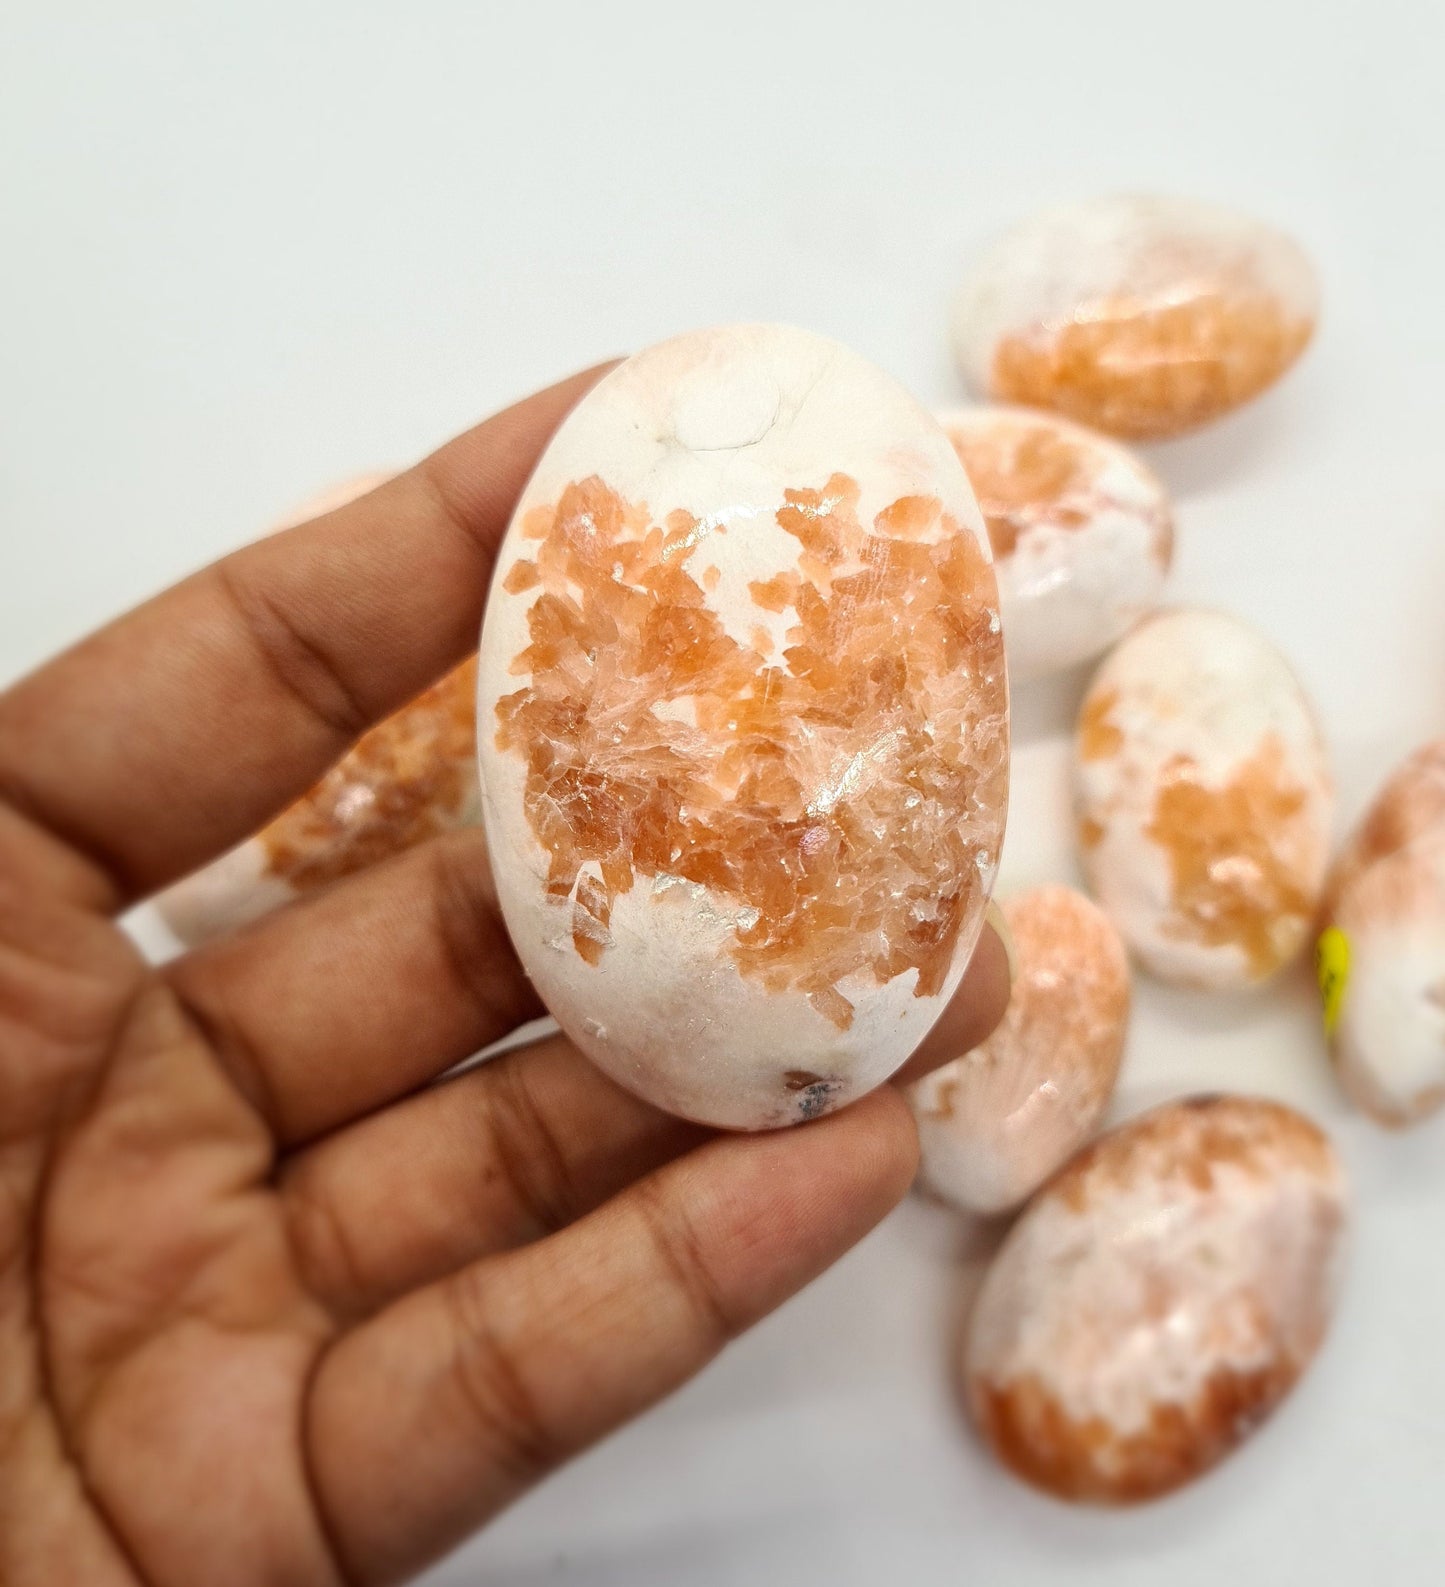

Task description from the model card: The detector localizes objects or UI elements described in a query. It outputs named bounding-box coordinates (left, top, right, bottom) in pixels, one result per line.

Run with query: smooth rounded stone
left=939, top=406, right=1172, bottom=680
left=1321, top=740, right=1445, bottom=1125
left=1322, top=738, right=1445, bottom=917
left=965, top=1094, right=1347, bottom=1504
left=953, top=195, right=1318, bottom=440
left=477, top=324, right=1010, bottom=1130
left=909, top=886, right=1129, bottom=1214
left=1074, top=609, right=1332, bottom=989
left=156, top=474, right=482, bottom=946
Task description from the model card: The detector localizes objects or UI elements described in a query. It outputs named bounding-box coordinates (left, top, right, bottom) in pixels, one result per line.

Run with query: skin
left=0, top=365, right=1010, bottom=1587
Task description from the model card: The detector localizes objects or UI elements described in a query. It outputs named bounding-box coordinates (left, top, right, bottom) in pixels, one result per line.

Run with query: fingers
left=170, top=803, right=1010, bottom=1156
left=0, top=803, right=116, bottom=913
left=169, top=794, right=1012, bottom=1149
left=260, top=912, right=1007, bottom=1316
left=0, top=364, right=614, bottom=905
left=255, top=902, right=1008, bottom=1314
left=282, top=1034, right=706, bottom=1321
left=306, top=1088, right=918, bottom=1586
left=166, top=828, right=539, bottom=1143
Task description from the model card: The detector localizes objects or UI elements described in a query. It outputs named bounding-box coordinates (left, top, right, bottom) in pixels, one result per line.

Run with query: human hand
left=0, top=368, right=1011, bottom=1586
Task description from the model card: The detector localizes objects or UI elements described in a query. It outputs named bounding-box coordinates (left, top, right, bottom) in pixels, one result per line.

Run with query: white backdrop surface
left=4, top=4, right=1445, bottom=1583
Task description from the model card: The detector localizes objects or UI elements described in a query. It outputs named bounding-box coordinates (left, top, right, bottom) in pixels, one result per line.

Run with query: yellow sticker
left=1316, top=926, right=1351, bottom=1037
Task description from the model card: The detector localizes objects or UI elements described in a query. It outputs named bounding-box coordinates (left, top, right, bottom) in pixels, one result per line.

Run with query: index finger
left=0, top=363, right=614, bottom=906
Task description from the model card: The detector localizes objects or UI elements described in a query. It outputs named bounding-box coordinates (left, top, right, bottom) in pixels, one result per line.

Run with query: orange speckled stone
left=478, top=325, right=1009, bottom=1129
left=909, top=886, right=1129, bottom=1213
left=1075, top=610, right=1332, bottom=989
left=954, top=196, right=1318, bottom=440
left=939, top=407, right=1173, bottom=679
left=965, top=1095, right=1347, bottom=1503
left=1323, top=738, right=1445, bottom=919
left=1321, top=739, right=1445, bottom=1126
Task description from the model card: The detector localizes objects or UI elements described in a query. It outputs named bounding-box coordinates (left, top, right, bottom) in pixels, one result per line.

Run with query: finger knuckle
left=283, top=1168, right=375, bottom=1322
left=429, top=835, right=539, bottom=1037
left=213, top=558, right=372, bottom=745
left=485, top=1058, right=580, bottom=1240
left=631, top=1177, right=738, bottom=1348
left=442, top=1268, right=565, bottom=1488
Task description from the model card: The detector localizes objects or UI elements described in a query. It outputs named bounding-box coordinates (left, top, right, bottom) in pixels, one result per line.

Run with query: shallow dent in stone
left=671, top=360, right=781, bottom=451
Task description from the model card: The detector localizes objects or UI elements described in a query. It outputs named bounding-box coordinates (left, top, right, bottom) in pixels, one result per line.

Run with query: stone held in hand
left=477, top=324, right=1010, bottom=1130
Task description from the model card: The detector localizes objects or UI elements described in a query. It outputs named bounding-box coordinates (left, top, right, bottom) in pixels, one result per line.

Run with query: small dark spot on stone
left=784, top=1071, right=843, bottom=1122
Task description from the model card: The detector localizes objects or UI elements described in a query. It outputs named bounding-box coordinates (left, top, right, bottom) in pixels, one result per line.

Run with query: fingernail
left=985, top=898, right=1018, bottom=988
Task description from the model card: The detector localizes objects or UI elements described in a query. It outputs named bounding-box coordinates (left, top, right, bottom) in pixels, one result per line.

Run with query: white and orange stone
left=939, top=407, right=1172, bottom=680
left=953, top=195, right=1318, bottom=440
left=1322, top=739, right=1445, bottom=1125
left=1323, top=738, right=1445, bottom=918
left=477, top=324, right=1010, bottom=1130
left=965, top=1094, right=1348, bottom=1504
left=909, top=886, right=1128, bottom=1214
left=157, top=474, right=484, bottom=946
left=1074, top=609, right=1332, bottom=989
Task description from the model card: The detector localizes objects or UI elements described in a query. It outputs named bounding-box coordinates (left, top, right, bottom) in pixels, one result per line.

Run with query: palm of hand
left=0, top=371, right=1006, bottom=1586
left=5, top=901, right=340, bottom=1583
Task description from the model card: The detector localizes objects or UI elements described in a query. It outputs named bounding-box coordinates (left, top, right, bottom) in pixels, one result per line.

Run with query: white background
left=5, top=3, right=1445, bottom=1582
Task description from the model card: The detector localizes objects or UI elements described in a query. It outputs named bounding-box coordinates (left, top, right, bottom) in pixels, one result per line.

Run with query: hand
left=0, top=368, right=1011, bottom=1587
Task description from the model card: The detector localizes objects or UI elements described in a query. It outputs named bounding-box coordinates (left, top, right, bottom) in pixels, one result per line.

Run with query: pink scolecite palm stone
left=1322, top=739, right=1445, bottom=1125
left=909, top=885, right=1129, bottom=1214
left=966, top=1095, right=1347, bottom=1503
left=477, top=324, right=1010, bottom=1129
left=938, top=406, right=1173, bottom=681
left=952, top=195, right=1319, bottom=440
left=1075, top=609, right=1332, bottom=990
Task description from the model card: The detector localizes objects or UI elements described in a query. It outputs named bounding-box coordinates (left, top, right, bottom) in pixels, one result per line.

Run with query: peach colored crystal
left=493, top=473, right=1007, bottom=1027
left=1323, top=738, right=1445, bottom=917
left=951, top=412, right=1173, bottom=570
left=1054, top=1090, right=1336, bottom=1210
left=975, top=1358, right=1300, bottom=1505
left=970, top=1096, right=1343, bottom=1503
left=958, top=419, right=1087, bottom=559
left=1144, top=737, right=1316, bottom=978
left=1077, top=688, right=1124, bottom=762
left=912, top=886, right=1128, bottom=1214
left=970, top=888, right=1127, bottom=1112
left=992, top=293, right=1314, bottom=440
left=262, top=658, right=478, bottom=890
